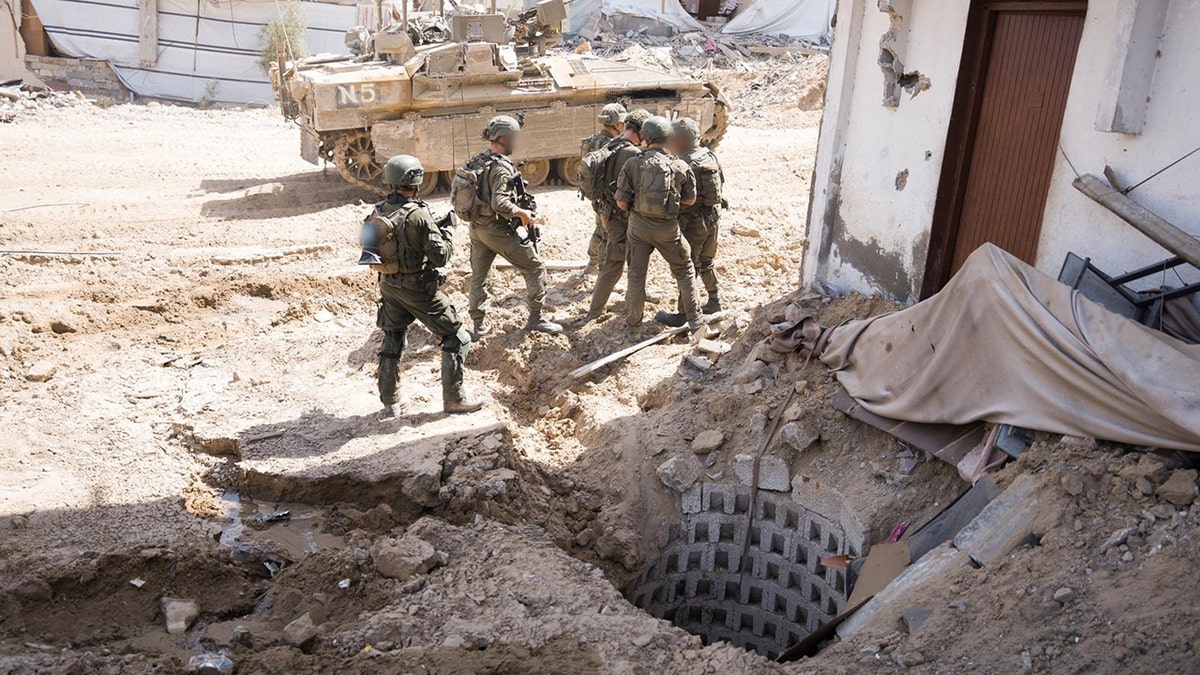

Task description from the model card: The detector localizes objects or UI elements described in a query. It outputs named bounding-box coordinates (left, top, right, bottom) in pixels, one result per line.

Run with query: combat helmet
left=597, top=103, right=627, bottom=126
left=482, top=115, right=522, bottom=141
left=382, top=154, right=425, bottom=188
left=670, top=117, right=701, bottom=142
left=641, top=116, right=672, bottom=144
left=625, top=108, right=652, bottom=131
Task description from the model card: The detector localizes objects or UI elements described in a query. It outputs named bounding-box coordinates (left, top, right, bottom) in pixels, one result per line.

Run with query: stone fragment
left=1052, top=587, right=1074, bottom=602
left=283, top=613, right=317, bottom=648
left=691, top=430, right=725, bottom=454
left=748, top=412, right=768, bottom=437
left=1157, top=469, right=1197, bottom=505
left=25, top=361, right=56, bottom=382
left=683, top=355, right=713, bottom=371
left=231, top=625, right=253, bottom=648
left=733, top=454, right=791, bottom=491
left=1135, top=477, right=1153, bottom=496
left=898, top=455, right=920, bottom=476
left=731, top=224, right=760, bottom=237
left=375, top=535, right=441, bottom=582
left=1118, top=455, right=1169, bottom=484
left=901, top=607, right=933, bottom=633
left=162, top=597, right=200, bottom=635
left=1060, top=473, right=1085, bottom=496
left=779, top=422, right=818, bottom=451
left=657, top=454, right=704, bottom=492
left=1100, top=526, right=1137, bottom=554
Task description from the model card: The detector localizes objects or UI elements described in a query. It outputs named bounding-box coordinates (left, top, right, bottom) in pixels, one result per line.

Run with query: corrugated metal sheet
left=951, top=10, right=1085, bottom=273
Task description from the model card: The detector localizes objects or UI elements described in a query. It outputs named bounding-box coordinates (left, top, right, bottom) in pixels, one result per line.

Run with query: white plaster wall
left=805, top=0, right=1200, bottom=300
left=1038, top=0, right=1200, bottom=288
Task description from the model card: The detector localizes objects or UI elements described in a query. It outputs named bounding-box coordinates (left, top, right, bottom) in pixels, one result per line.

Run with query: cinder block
left=953, top=473, right=1065, bottom=566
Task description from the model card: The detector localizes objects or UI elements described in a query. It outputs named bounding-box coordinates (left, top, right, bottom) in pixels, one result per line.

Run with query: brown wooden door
left=923, top=2, right=1086, bottom=295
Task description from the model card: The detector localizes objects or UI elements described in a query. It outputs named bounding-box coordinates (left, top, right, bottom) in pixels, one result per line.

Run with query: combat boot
left=702, top=290, right=721, bottom=315
left=472, top=317, right=492, bottom=340
left=444, top=396, right=485, bottom=414
left=654, top=309, right=687, bottom=328
left=525, top=310, right=563, bottom=335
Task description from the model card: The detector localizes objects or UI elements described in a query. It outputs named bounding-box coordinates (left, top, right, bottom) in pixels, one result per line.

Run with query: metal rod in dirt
left=569, top=311, right=726, bottom=380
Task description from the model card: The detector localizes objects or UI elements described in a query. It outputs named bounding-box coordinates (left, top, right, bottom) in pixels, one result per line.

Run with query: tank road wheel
left=332, top=132, right=386, bottom=197
left=701, top=86, right=730, bottom=150
left=415, top=170, right=439, bottom=198
left=555, top=156, right=583, bottom=188
left=519, top=159, right=552, bottom=187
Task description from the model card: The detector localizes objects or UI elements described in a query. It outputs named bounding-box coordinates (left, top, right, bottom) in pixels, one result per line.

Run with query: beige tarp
left=820, top=244, right=1200, bottom=452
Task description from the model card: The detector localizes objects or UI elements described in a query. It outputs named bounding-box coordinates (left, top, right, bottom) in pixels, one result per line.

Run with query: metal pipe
left=402, top=0, right=408, bottom=29
left=375, top=0, right=383, bottom=32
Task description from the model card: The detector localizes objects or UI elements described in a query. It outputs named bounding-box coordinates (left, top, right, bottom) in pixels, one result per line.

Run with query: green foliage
left=258, top=0, right=310, bottom=74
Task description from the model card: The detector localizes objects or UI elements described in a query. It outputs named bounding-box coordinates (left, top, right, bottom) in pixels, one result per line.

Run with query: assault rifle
left=509, top=163, right=541, bottom=251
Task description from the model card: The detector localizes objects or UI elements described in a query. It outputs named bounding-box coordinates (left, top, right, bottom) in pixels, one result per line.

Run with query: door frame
left=919, top=0, right=1087, bottom=299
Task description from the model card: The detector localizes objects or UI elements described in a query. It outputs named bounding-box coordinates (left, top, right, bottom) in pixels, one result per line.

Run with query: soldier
left=666, top=117, right=724, bottom=319
left=369, top=155, right=484, bottom=417
left=580, top=103, right=627, bottom=276
left=583, top=109, right=646, bottom=322
left=463, top=115, right=563, bottom=337
left=615, top=115, right=706, bottom=339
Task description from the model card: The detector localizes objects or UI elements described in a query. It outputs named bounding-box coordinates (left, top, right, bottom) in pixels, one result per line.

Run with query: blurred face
left=497, top=131, right=518, bottom=155
left=667, top=134, right=685, bottom=154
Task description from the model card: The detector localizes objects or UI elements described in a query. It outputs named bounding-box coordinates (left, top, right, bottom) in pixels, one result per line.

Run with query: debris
left=257, top=510, right=291, bottom=524
left=186, top=653, right=234, bottom=674
left=129, top=578, right=146, bottom=589
left=375, top=535, right=441, bottom=581
left=24, top=362, right=57, bottom=382
left=779, top=421, right=819, bottom=451
left=231, top=625, right=253, bottom=648
left=313, top=309, right=334, bottom=323
left=570, top=312, right=725, bottom=379
left=733, top=454, right=790, bottom=491
left=1100, top=526, right=1137, bottom=554
left=337, top=578, right=352, bottom=590
left=657, top=454, right=704, bottom=492
left=683, top=354, right=714, bottom=371
left=731, top=224, right=761, bottom=237
left=696, top=338, right=732, bottom=355
left=1053, top=587, right=1074, bottom=602
left=954, top=474, right=1065, bottom=566
left=691, top=429, right=726, bottom=454
left=901, top=607, right=933, bottom=633
left=283, top=612, right=318, bottom=648
left=161, top=597, right=200, bottom=635
left=898, top=454, right=920, bottom=476
left=820, top=554, right=851, bottom=570
left=1157, top=469, right=1198, bottom=505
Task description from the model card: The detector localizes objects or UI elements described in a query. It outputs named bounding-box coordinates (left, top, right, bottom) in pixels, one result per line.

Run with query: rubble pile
left=0, top=84, right=95, bottom=123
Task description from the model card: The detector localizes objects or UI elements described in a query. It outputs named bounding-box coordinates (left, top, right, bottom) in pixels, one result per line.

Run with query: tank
left=270, top=10, right=730, bottom=196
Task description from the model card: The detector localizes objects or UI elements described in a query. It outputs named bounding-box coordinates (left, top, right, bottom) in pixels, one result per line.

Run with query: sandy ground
left=2, top=97, right=1199, bottom=675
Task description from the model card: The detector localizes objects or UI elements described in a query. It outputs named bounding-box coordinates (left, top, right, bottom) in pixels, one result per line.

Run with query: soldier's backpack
left=578, top=137, right=633, bottom=202
left=449, top=154, right=499, bottom=221
left=359, top=201, right=421, bottom=275
left=632, top=151, right=681, bottom=219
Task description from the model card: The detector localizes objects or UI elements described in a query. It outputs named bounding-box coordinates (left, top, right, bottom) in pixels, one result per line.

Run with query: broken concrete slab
left=283, top=612, right=317, bottom=648
left=733, top=454, right=791, bottom=491
left=691, top=429, right=725, bottom=454
left=953, top=473, right=1066, bottom=566
left=838, top=542, right=970, bottom=639
left=657, top=454, right=704, bottom=492
left=779, top=421, right=819, bottom=452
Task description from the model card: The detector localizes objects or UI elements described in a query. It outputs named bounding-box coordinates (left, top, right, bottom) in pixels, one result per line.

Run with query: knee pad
left=442, top=327, right=472, bottom=353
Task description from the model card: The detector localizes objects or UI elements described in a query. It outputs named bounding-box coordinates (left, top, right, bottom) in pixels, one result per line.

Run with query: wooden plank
left=139, top=0, right=158, bottom=68
left=570, top=312, right=725, bottom=380
left=1073, top=173, right=1200, bottom=270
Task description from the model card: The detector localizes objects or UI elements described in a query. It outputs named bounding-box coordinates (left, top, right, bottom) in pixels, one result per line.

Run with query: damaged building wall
left=804, top=0, right=968, bottom=302
left=804, top=0, right=1200, bottom=302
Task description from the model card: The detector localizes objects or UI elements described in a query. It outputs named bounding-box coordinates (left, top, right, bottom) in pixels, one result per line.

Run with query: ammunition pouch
left=385, top=268, right=445, bottom=294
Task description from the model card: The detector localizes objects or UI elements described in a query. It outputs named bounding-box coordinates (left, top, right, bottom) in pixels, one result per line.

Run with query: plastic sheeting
left=721, top=0, right=833, bottom=42
left=567, top=0, right=704, bottom=35
left=820, top=244, right=1200, bottom=452
left=28, top=0, right=355, bottom=103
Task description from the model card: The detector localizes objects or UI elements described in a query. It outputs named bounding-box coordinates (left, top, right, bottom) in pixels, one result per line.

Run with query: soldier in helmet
left=370, top=155, right=484, bottom=417
left=666, top=117, right=724, bottom=318
left=583, top=108, right=647, bottom=322
left=615, top=115, right=707, bottom=339
left=580, top=103, right=627, bottom=276
left=460, top=115, right=562, bottom=337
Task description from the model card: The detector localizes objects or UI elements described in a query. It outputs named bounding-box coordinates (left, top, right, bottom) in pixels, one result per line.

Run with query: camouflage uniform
left=615, top=147, right=700, bottom=327
left=465, top=149, right=549, bottom=323
left=677, top=144, right=724, bottom=304
left=581, top=127, right=620, bottom=271
left=374, top=194, right=471, bottom=406
left=587, top=136, right=641, bottom=318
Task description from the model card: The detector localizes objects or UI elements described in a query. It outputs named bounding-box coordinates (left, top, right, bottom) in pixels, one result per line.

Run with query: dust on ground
left=1, top=87, right=1198, bottom=675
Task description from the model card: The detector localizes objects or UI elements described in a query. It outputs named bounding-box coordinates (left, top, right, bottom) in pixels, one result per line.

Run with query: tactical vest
left=378, top=200, right=426, bottom=275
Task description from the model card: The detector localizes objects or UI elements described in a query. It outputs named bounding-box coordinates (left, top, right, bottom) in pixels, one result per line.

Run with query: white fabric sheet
left=721, top=0, right=832, bottom=42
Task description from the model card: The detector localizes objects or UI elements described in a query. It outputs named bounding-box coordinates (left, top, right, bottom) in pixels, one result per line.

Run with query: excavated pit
left=630, top=483, right=863, bottom=659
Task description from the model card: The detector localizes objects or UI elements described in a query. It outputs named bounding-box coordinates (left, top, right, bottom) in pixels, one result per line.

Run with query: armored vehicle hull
left=273, top=38, right=729, bottom=196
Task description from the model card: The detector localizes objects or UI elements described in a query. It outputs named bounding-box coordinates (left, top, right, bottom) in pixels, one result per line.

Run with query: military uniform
left=581, top=124, right=621, bottom=272
left=373, top=194, right=471, bottom=407
left=465, top=149, right=550, bottom=325
left=615, top=146, right=700, bottom=328
left=587, top=136, right=641, bottom=318
left=677, top=145, right=724, bottom=309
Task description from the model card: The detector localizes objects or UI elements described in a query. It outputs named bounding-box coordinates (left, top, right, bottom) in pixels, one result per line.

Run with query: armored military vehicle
left=270, top=10, right=729, bottom=196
